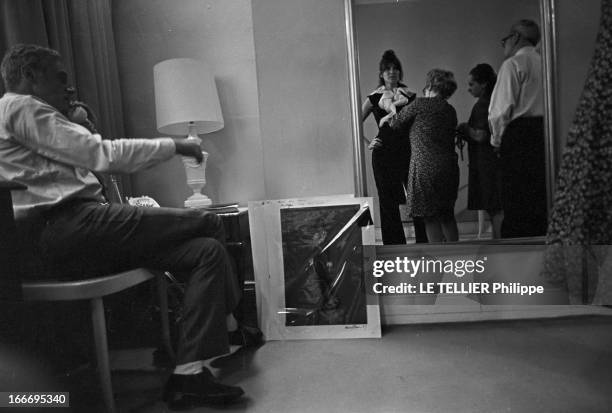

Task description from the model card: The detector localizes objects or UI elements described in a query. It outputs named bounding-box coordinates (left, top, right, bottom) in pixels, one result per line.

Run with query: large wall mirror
left=344, top=0, right=557, bottom=242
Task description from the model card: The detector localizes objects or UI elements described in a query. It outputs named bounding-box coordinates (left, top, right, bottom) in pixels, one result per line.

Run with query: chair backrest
left=0, top=177, right=125, bottom=300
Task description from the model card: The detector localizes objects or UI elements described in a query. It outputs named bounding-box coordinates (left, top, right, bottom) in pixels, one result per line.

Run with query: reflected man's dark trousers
left=500, top=117, right=548, bottom=238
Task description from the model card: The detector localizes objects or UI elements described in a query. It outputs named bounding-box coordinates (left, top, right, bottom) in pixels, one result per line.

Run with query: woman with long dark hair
left=361, top=50, right=427, bottom=244
left=457, top=63, right=503, bottom=239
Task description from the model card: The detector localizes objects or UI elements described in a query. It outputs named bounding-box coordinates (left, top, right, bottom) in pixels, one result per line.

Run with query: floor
left=5, top=315, right=611, bottom=413
left=378, top=219, right=491, bottom=244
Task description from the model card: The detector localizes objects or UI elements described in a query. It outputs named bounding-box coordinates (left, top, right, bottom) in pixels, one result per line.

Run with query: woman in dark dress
left=388, top=69, right=459, bottom=242
left=457, top=64, right=503, bottom=238
left=361, top=50, right=427, bottom=245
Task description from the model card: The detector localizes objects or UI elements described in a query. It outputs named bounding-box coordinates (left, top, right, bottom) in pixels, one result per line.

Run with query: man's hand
left=174, top=138, right=203, bottom=163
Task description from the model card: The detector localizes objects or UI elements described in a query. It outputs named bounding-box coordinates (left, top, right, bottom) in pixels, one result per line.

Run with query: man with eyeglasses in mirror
left=489, top=19, right=547, bottom=238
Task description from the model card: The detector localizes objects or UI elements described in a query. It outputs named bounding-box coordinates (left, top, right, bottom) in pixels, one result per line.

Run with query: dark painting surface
left=280, top=204, right=367, bottom=326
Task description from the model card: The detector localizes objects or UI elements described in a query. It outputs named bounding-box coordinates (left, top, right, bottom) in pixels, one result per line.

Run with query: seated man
left=0, top=43, right=260, bottom=409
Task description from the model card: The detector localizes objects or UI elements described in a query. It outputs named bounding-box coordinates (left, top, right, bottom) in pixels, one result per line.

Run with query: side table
left=215, top=208, right=257, bottom=327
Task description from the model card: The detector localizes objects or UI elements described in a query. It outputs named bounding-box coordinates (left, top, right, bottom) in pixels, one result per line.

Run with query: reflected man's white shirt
left=489, top=46, right=544, bottom=147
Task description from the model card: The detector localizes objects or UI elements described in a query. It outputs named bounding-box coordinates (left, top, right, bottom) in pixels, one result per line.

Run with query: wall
left=355, top=0, right=540, bottom=220
left=109, top=0, right=606, bottom=323
left=113, top=0, right=265, bottom=207
left=251, top=0, right=354, bottom=199
left=113, top=0, right=354, bottom=206
left=111, top=0, right=602, bottom=216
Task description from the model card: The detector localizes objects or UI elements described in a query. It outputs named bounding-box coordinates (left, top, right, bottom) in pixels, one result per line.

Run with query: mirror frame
left=344, top=0, right=558, bottom=228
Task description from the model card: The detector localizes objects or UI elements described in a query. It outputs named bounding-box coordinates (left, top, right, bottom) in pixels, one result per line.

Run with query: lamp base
left=185, top=193, right=212, bottom=209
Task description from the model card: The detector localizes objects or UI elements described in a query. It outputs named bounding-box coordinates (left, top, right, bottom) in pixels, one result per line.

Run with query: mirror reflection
left=354, top=0, right=549, bottom=244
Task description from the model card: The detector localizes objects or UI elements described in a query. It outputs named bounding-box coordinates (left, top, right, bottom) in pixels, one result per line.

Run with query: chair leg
left=157, top=273, right=176, bottom=361
left=90, top=297, right=116, bottom=413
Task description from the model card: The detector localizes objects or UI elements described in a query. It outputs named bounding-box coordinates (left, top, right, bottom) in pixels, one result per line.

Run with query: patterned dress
left=390, top=96, right=459, bottom=218
left=544, top=0, right=612, bottom=304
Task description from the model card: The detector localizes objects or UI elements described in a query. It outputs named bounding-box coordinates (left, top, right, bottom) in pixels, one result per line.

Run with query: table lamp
left=153, top=58, right=224, bottom=208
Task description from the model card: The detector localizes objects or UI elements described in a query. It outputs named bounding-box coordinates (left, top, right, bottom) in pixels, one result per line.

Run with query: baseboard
left=380, top=304, right=612, bottom=325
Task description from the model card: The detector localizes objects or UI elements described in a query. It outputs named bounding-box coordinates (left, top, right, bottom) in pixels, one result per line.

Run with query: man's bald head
left=511, top=19, right=541, bottom=46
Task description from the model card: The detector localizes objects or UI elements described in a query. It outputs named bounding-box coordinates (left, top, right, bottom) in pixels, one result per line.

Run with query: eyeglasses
left=501, top=33, right=515, bottom=47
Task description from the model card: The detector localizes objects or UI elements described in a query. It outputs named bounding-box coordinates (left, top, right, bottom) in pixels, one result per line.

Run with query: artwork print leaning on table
left=249, top=196, right=380, bottom=341
left=281, top=204, right=367, bottom=326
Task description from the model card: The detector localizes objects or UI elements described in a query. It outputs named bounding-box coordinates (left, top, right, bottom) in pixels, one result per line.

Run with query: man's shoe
left=162, top=369, right=244, bottom=410
left=228, top=325, right=264, bottom=348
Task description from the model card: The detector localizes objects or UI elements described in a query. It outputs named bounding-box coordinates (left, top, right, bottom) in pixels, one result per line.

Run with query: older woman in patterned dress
left=387, top=69, right=459, bottom=242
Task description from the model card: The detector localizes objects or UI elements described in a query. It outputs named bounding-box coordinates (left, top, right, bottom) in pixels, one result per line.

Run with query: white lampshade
left=153, top=58, right=224, bottom=135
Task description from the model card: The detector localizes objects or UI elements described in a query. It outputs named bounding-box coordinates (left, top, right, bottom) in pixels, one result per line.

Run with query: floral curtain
left=544, top=0, right=612, bottom=305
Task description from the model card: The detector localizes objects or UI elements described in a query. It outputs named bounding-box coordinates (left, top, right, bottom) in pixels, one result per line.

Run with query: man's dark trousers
left=23, top=202, right=241, bottom=364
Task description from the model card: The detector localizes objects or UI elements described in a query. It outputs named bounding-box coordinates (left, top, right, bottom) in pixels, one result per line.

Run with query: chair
left=1, top=181, right=175, bottom=413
